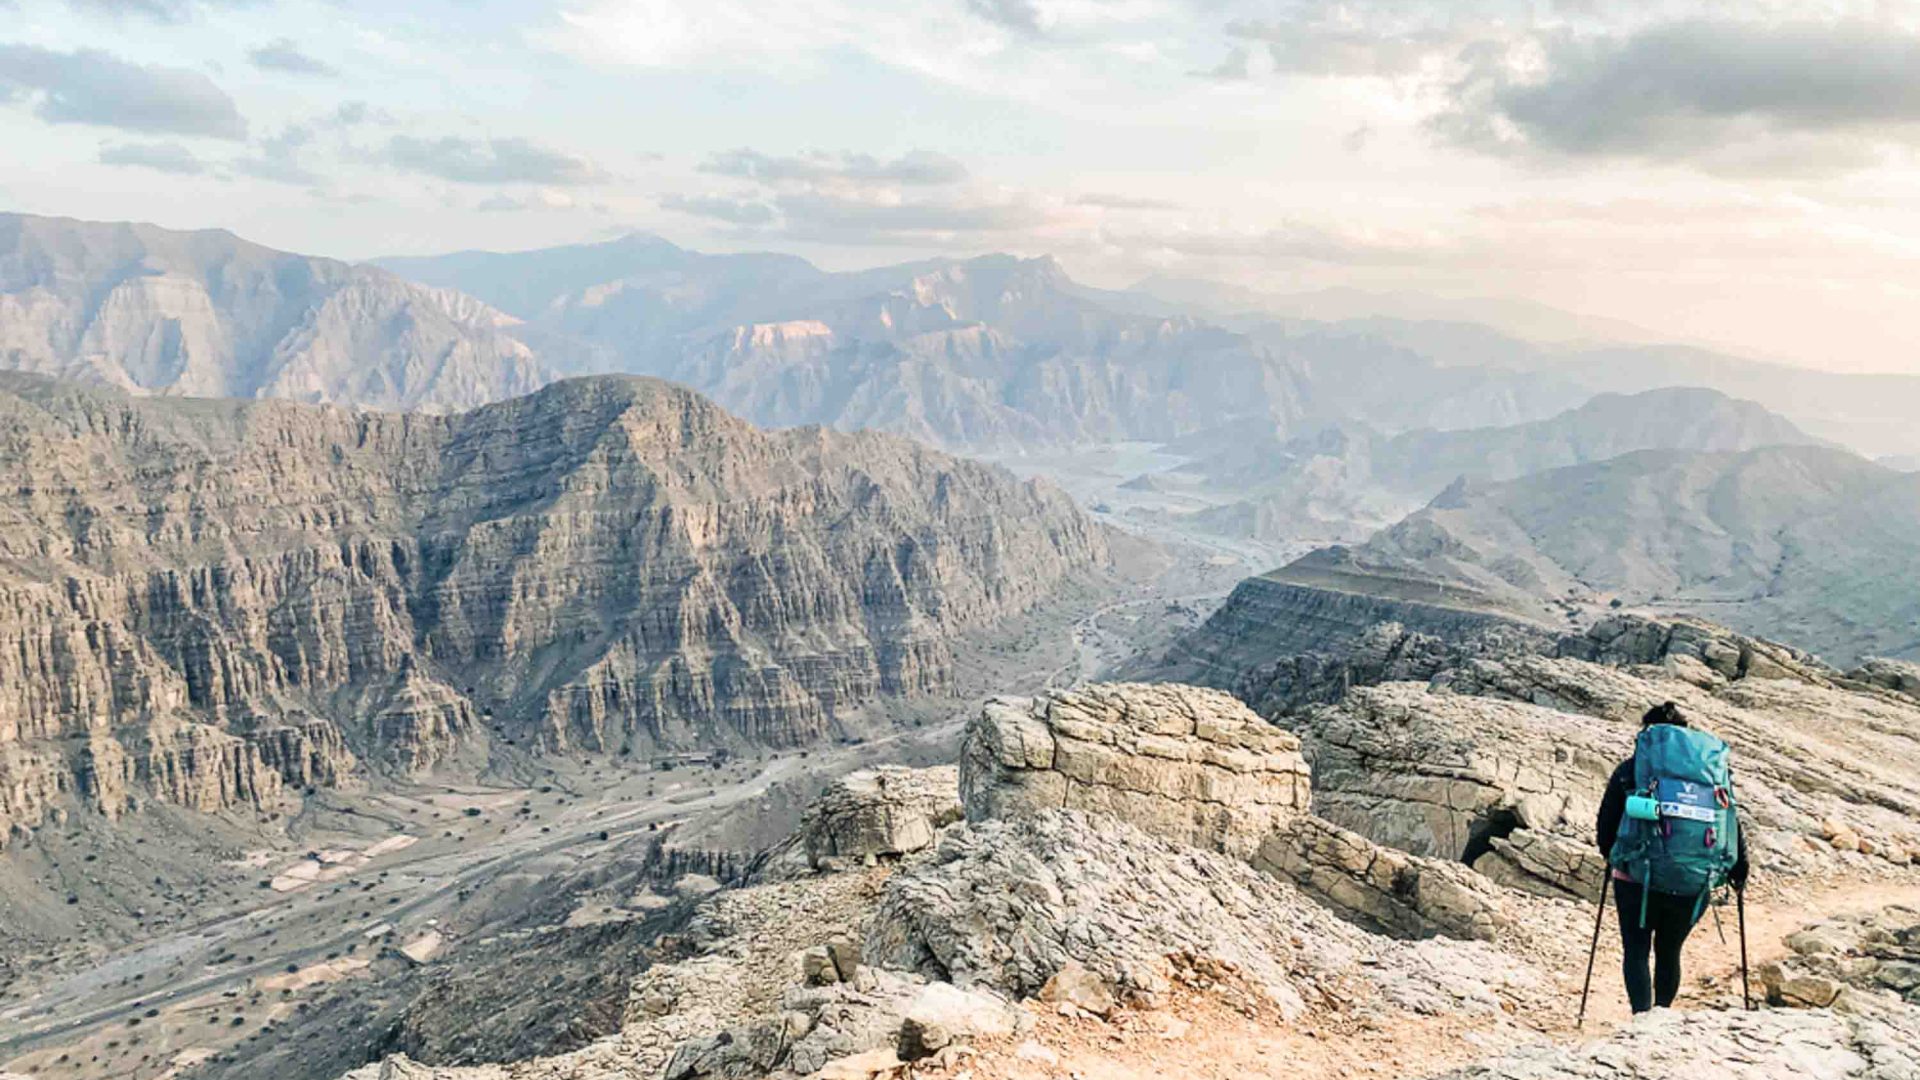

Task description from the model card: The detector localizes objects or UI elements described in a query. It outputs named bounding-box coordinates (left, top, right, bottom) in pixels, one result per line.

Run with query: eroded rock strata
left=0, top=373, right=1109, bottom=842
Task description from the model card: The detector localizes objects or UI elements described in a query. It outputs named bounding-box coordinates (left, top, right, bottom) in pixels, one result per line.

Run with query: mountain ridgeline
left=377, top=230, right=1920, bottom=458
left=1169, top=387, right=1831, bottom=542
left=7, top=213, right=1920, bottom=458
left=0, top=373, right=1109, bottom=841
left=1154, top=443, right=1920, bottom=689
left=1345, top=444, right=1920, bottom=665
left=0, top=213, right=551, bottom=411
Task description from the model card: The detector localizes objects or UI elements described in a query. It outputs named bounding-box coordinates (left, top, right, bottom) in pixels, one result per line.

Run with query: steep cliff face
left=0, top=373, right=1110, bottom=840
left=0, top=213, right=552, bottom=411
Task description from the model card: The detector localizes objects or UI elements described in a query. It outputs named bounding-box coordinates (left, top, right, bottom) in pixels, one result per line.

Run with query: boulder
left=1471, top=828, right=1607, bottom=902
left=1038, top=960, right=1117, bottom=1017
left=799, top=765, right=962, bottom=871
left=895, top=982, right=1022, bottom=1059
left=810, top=1049, right=904, bottom=1080
left=960, top=683, right=1312, bottom=859
left=1252, top=816, right=1510, bottom=941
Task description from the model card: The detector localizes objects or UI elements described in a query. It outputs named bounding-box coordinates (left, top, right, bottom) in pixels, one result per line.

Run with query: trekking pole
left=1737, top=887, right=1752, bottom=1011
left=1577, top=873, right=1611, bottom=1029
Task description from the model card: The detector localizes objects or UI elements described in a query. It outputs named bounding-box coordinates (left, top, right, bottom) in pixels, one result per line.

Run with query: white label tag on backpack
left=1657, top=801, right=1717, bottom=823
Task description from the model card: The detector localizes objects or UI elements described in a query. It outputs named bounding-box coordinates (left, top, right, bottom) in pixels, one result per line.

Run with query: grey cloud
left=65, top=0, right=194, bottom=20
left=249, top=39, right=338, bottom=78
left=1112, top=221, right=1448, bottom=267
left=699, top=148, right=967, bottom=186
left=965, top=0, right=1042, bottom=36
left=0, top=44, right=247, bottom=139
left=1437, top=20, right=1920, bottom=170
left=660, top=193, right=777, bottom=225
left=384, top=135, right=604, bottom=184
left=475, top=189, right=582, bottom=212
left=235, top=124, right=321, bottom=185
left=98, top=140, right=205, bottom=174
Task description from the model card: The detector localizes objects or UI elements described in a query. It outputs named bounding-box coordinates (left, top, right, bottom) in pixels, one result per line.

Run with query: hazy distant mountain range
left=1333, top=444, right=1920, bottom=664
left=6, top=213, right=1918, bottom=460
left=378, top=230, right=1920, bottom=459
left=1152, top=386, right=1830, bottom=543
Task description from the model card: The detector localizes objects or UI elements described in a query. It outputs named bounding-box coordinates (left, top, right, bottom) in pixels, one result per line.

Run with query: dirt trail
left=1545, top=876, right=1920, bottom=1035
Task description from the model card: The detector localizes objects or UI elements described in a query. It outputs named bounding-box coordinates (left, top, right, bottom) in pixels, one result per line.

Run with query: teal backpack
left=1608, top=723, right=1740, bottom=924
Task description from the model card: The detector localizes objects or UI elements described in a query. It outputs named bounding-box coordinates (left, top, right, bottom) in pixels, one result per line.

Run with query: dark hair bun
left=1642, top=701, right=1687, bottom=727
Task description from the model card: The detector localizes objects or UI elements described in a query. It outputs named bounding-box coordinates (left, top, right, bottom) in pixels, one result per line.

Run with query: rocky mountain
left=1165, top=387, right=1827, bottom=543
left=9, top=213, right=1914, bottom=469
left=375, top=233, right=829, bottom=364
left=0, top=372, right=1109, bottom=846
left=382, top=236, right=1318, bottom=451
left=1339, top=445, right=1920, bottom=665
left=0, top=213, right=553, bottom=412
left=1150, top=442, right=1918, bottom=680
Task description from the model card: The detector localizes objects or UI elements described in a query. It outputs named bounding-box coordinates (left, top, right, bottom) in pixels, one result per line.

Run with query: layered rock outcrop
left=0, top=373, right=1109, bottom=838
left=1431, top=652, right=1920, bottom=874
left=1285, top=683, right=1620, bottom=899
left=1251, top=816, right=1510, bottom=940
left=866, top=808, right=1531, bottom=1020
left=1848, top=658, right=1920, bottom=700
left=797, top=766, right=961, bottom=872
left=1143, top=562, right=1545, bottom=690
left=959, top=684, right=1311, bottom=860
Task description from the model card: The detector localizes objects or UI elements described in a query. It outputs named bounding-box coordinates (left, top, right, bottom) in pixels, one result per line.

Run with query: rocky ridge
left=239, top=616, right=1920, bottom=1080
left=1338, top=444, right=1920, bottom=665
left=0, top=373, right=1109, bottom=849
left=326, top=682, right=1566, bottom=1080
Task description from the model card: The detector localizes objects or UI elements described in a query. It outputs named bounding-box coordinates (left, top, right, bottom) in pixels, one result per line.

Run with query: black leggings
left=1614, top=879, right=1699, bottom=1012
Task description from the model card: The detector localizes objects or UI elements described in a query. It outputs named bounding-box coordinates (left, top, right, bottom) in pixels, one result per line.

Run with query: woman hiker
left=1595, top=701, right=1750, bottom=1013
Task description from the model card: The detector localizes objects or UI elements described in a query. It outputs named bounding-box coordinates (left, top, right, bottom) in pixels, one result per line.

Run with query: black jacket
left=1596, top=755, right=1750, bottom=889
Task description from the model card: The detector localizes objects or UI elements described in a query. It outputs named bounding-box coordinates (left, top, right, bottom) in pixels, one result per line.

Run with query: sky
left=2, top=0, right=1919, bottom=372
